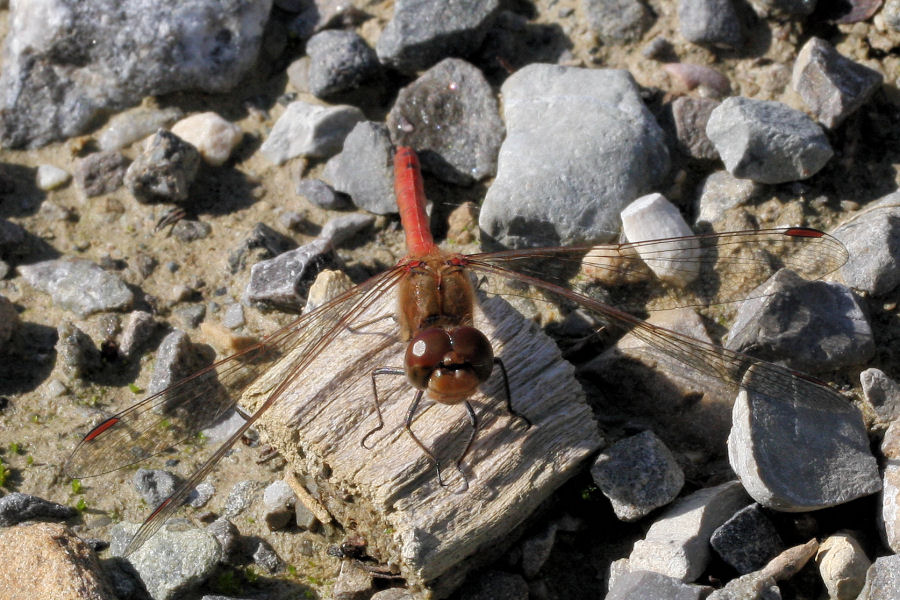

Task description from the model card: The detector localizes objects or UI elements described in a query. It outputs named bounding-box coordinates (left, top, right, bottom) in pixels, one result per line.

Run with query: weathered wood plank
left=242, top=289, right=601, bottom=597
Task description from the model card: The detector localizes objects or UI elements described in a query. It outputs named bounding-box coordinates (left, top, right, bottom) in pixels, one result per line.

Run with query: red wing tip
left=83, top=417, right=120, bottom=442
left=784, top=227, right=825, bottom=238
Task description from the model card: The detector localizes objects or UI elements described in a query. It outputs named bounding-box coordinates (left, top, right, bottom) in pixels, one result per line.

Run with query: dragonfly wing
left=64, top=265, right=407, bottom=479
left=467, top=228, right=848, bottom=312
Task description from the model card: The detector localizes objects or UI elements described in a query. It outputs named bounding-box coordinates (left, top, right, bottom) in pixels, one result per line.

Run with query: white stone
left=97, top=107, right=183, bottom=151
left=628, top=480, right=750, bottom=581
left=621, top=193, right=701, bottom=286
left=816, top=532, right=870, bottom=600
left=262, top=480, right=296, bottom=510
left=35, top=164, right=70, bottom=190
left=171, top=112, right=243, bottom=167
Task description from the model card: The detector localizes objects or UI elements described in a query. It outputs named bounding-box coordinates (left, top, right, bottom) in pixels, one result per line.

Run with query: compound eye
left=405, top=328, right=452, bottom=389
left=448, top=327, right=493, bottom=381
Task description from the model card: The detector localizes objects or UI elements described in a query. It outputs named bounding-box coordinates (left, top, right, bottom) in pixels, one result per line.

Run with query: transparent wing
left=467, top=228, right=848, bottom=313
left=64, top=265, right=407, bottom=479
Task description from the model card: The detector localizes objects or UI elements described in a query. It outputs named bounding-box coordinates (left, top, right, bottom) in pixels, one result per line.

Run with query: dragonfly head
left=405, top=326, right=494, bottom=404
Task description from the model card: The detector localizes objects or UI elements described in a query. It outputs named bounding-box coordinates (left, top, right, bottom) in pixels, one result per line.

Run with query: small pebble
left=97, top=107, right=183, bottom=151
left=74, top=151, right=130, bottom=197
left=305, top=30, right=381, bottom=98
left=816, top=532, right=870, bottom=600
left=222, top=303, right=245, bottom=329
left=678, top=0, right=743, bottom=48
left=132, top=468, right=177, bottom=507
left=223, top=480, right=261, bottom=518
left=253, top=540, right=283, bottom=574
left=0, top=493, right=77, bottom=526
left=187, top=482, right=215, bottom=508
left=259, top=101, right=364, bottom=165
left=710, top=503, right=785, bottom=574
left=124, top=129, right=201, bottom=203
left=35, top=164, right=71, bottom=190
left=296, top=178, right=351, bottom=210
left=171, top=112, right=243, bottom=167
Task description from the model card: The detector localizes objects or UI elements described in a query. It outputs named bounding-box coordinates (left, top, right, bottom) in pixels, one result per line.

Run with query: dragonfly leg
left=494, top=358, right=532, bottom=429
left=450, top=401, right=480, bottom=492
left=361, top=367, right=405, bottom=449
left=403, top=389, right=449, bottom=486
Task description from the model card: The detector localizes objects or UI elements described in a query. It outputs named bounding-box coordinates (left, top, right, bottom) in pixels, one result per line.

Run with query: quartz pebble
left=97, top=107, right=183, bottom=151
left=706, top=97, right=833, bottom=184
left=621, top=193, right=700, bottom=286
left=628, top=481, right=750, bottom=581
left=306, top=30, right=380, bottom=98
left=816, top=532, right=870, bottom=600
left=590, top=430, right=684, bottom=521
left=726, top=269, right=874, bottom=372
left=259, top=101, right=364, bottom=165
left=171, top=112, right=243, bottom=167
left=387, top=58, right=504, bottom=185
left=480, top=64, right=669, bottom=248
left=375, top=0, right=500, bottom=73
left=35, top=164, right=71, bottom=190
left=792, top=37, right=883, bottom=129
left=832, top=192, right=900, bottom=297
left=323, top=121, right=396, bottom=214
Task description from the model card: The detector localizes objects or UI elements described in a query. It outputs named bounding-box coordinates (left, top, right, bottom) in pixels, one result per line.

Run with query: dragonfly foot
left=360, top=425, right=383, bottom=450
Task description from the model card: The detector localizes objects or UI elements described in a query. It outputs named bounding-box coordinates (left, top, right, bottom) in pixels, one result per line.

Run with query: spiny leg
left=403, top=389, right=452, bottom=486
left=494, top=358, right=532, bottom=429
left=450, top=401, right=481, bottom=492
left=361, top=367, right=405, bottom=449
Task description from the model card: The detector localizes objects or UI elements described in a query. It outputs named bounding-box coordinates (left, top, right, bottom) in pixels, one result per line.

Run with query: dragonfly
left=64, top=146, right=849, bottom=555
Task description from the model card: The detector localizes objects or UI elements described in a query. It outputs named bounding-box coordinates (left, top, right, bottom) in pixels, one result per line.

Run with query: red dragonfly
left=65, top=147, right=849, bottom=555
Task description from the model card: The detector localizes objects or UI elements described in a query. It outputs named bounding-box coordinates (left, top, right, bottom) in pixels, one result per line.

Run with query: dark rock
left=671, top=96, right=720, bottom=160
left=306, top=30, right=380, bottom=98
left=792, top=37, right=884, bottom=129
left=125, top=130, right=201, bottom=203
left=0, top=219, right=26, bottom=257
left=678, top=0, right=743, bottom=48
left=206, top=518, right=241, bottom=563
left=252, top=539, right=282, bottom=574
left=0, top=294, right=19, bottom=346
left=520, top=523, right=557, bottom=578
left=861, top=368, right=900, bottom=430
left=0, top=492, right=77, bottom=526
left=74, top=151, right=130, bottom=197
left=375, top=0, right=500, bottom=73
left=711, top=504, right=786, bottom=574
left=228, top=222, right=297, bottom=274
left=223, top=480, right=260, bottom=518
left=746, top=0, right=816, bottom=15
left=456, top=571, right=528, bottom=600
left=387, top=58, right=504, bottom=185
left=296, top=178, right=351, bottom=211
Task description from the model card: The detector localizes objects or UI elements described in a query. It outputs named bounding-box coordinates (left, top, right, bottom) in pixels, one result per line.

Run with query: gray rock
left=607, top=570, right=709, bottom=599
left=792, top=37, right=883, bottom=129
left=55, top=321, right=101, bottom=379
left=187, top=481, right=215, bottom=508
left=259, top=101, right=365, bottom=164
left=591, top=430, right=684, bottom=521
left=206, top=518, right=240, bottom=562
left=262, top=480, right=296, bottom=531
left=371, top=590, right=416, bottom=600
left=746, top=0, right=816, bottom=15
left=0, top=492, right=77, bottom=526
left=174, top=303, right=206, bottom=329
left=222, top=303, right=245, bottom=329
left=582, top=0, right=654, bottom=43
left=711, top=504, right=785, bottom=574
left=118, top=310, right=157, bottom=360
left=880, top=421, right=900, bottom=553
left=148, top=329, right=206, bottom=397
left=456, top=570, right=528, bottom=600
left=725, top=269, right=874, bottom=372
left=695, top=170, right=762, bottom=225
left=480, top=65, right=670, bottom=248
left=862, top=368, right=900, bottom=430
left=252, top=539, right=282, bottom=574
left=671, top=96, right=720, bottom=160
left=296, top=178, right=351, bottom=210
left=320, top=214, right=376, bottom=247
left=19, top=259, right=134, bottom=317
left=0, top=0, right=271, bottom=148
left=228, top=222, right=297, bottom=274
left=816, top=532, right=870, bottom=600
left=295, top=500, right=319, bottom=530
left=707, top=572, right=781, bottom=599
left=706, top=97, right=833, bottom=184
left=98, top=107, right=184, bottom=152
left=172, top=219, right=212, bottom=242
left=334, top=560, right=374, bottom=600
left=678, top=0, right=743, bottom=48
left=728, top=363, right=881, bottom=511
left=201, top=410, right=247, bottom=444
left=133, top=468, right=177, bottom=507
left=74, top=151, right=130, bottom=197
left=242, top=238, right=335, bottom=310
left=858, top=554, right=900, bottom=600
left=375, top=0, right=500, bottom=73
left=387, top=58, right=504, bottom=185
left=885, top=0, right=900, bottom=30
left=520, top=523, right=557, bottom=578
left=832, top=193, right=900, bottom=297
left=323, top=121, right=395, bottom=214
left=125, top=130, right=201, bottom=203
left=110, top=522, right=223, bottom=600
left=628, top=481, right=751, bottom=581
left=306, top=30, right=380, bottom=98
left=223, top=480, right=260, bottom=518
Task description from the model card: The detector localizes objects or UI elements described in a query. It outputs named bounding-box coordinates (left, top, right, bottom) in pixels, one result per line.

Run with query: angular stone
left=582, top=0, right=654, bottom=43
left=858, top=555, right=900, bottom=600
left=671, top=96, right=720, bottom=160
left=375, top=0, right=500, bottom=73
left=56, top=321, right=101, bottom=380
left=710, top=504, right=785, bottom=574
left=35, top=164, right=71, bottom=190
left=295, top=178, right=350, bottom=211
left=0, top=493, right=77, bottom=526
left=607, top=570, right=709, bottom=599
left=148, top=330, right=207, bottom=396
left=125, top=129, right=201, bottom=203
left=306, top=30, right=380, bottom=98
left=678, top=0, right=743, bottom=48
left=832, top=192, right=900, bottom=297
left=334, top=560, right=375, bottom=600
left=706, top=97, right=833, bottom=184
left=591, top=430, right=684, bottom=521
left=74, top=151, right=130, bottom=197
left=19, top=259, right=133, bottom=317
left=387, top=58, right=504, bottom=185
left=323, top=121, right=395, bottom=214
left=171, top=112, right=243, bottom=167
left=725, top=269, right=874, bottom=372
left=628, top=481, right=750, bottom=581
left=242, top=238, right=336, bottom=310
left=119, top=310, right=157, bottom=360
left=480, top=65, right=669, bottom=248
left=880, top=421, right=900, bottom=553
left=695, top=170, right=762, bottom=225
left=621, top=193, right=700, bottom=286
left=792, top=37, right=883, bottom=129
left=260, top=101, right=365, bottom=164
left=861, top=368, right=900, bottom=431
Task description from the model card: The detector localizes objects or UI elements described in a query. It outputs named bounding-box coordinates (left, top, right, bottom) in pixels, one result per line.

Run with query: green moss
left=71, top=479, right=83, bottom=494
